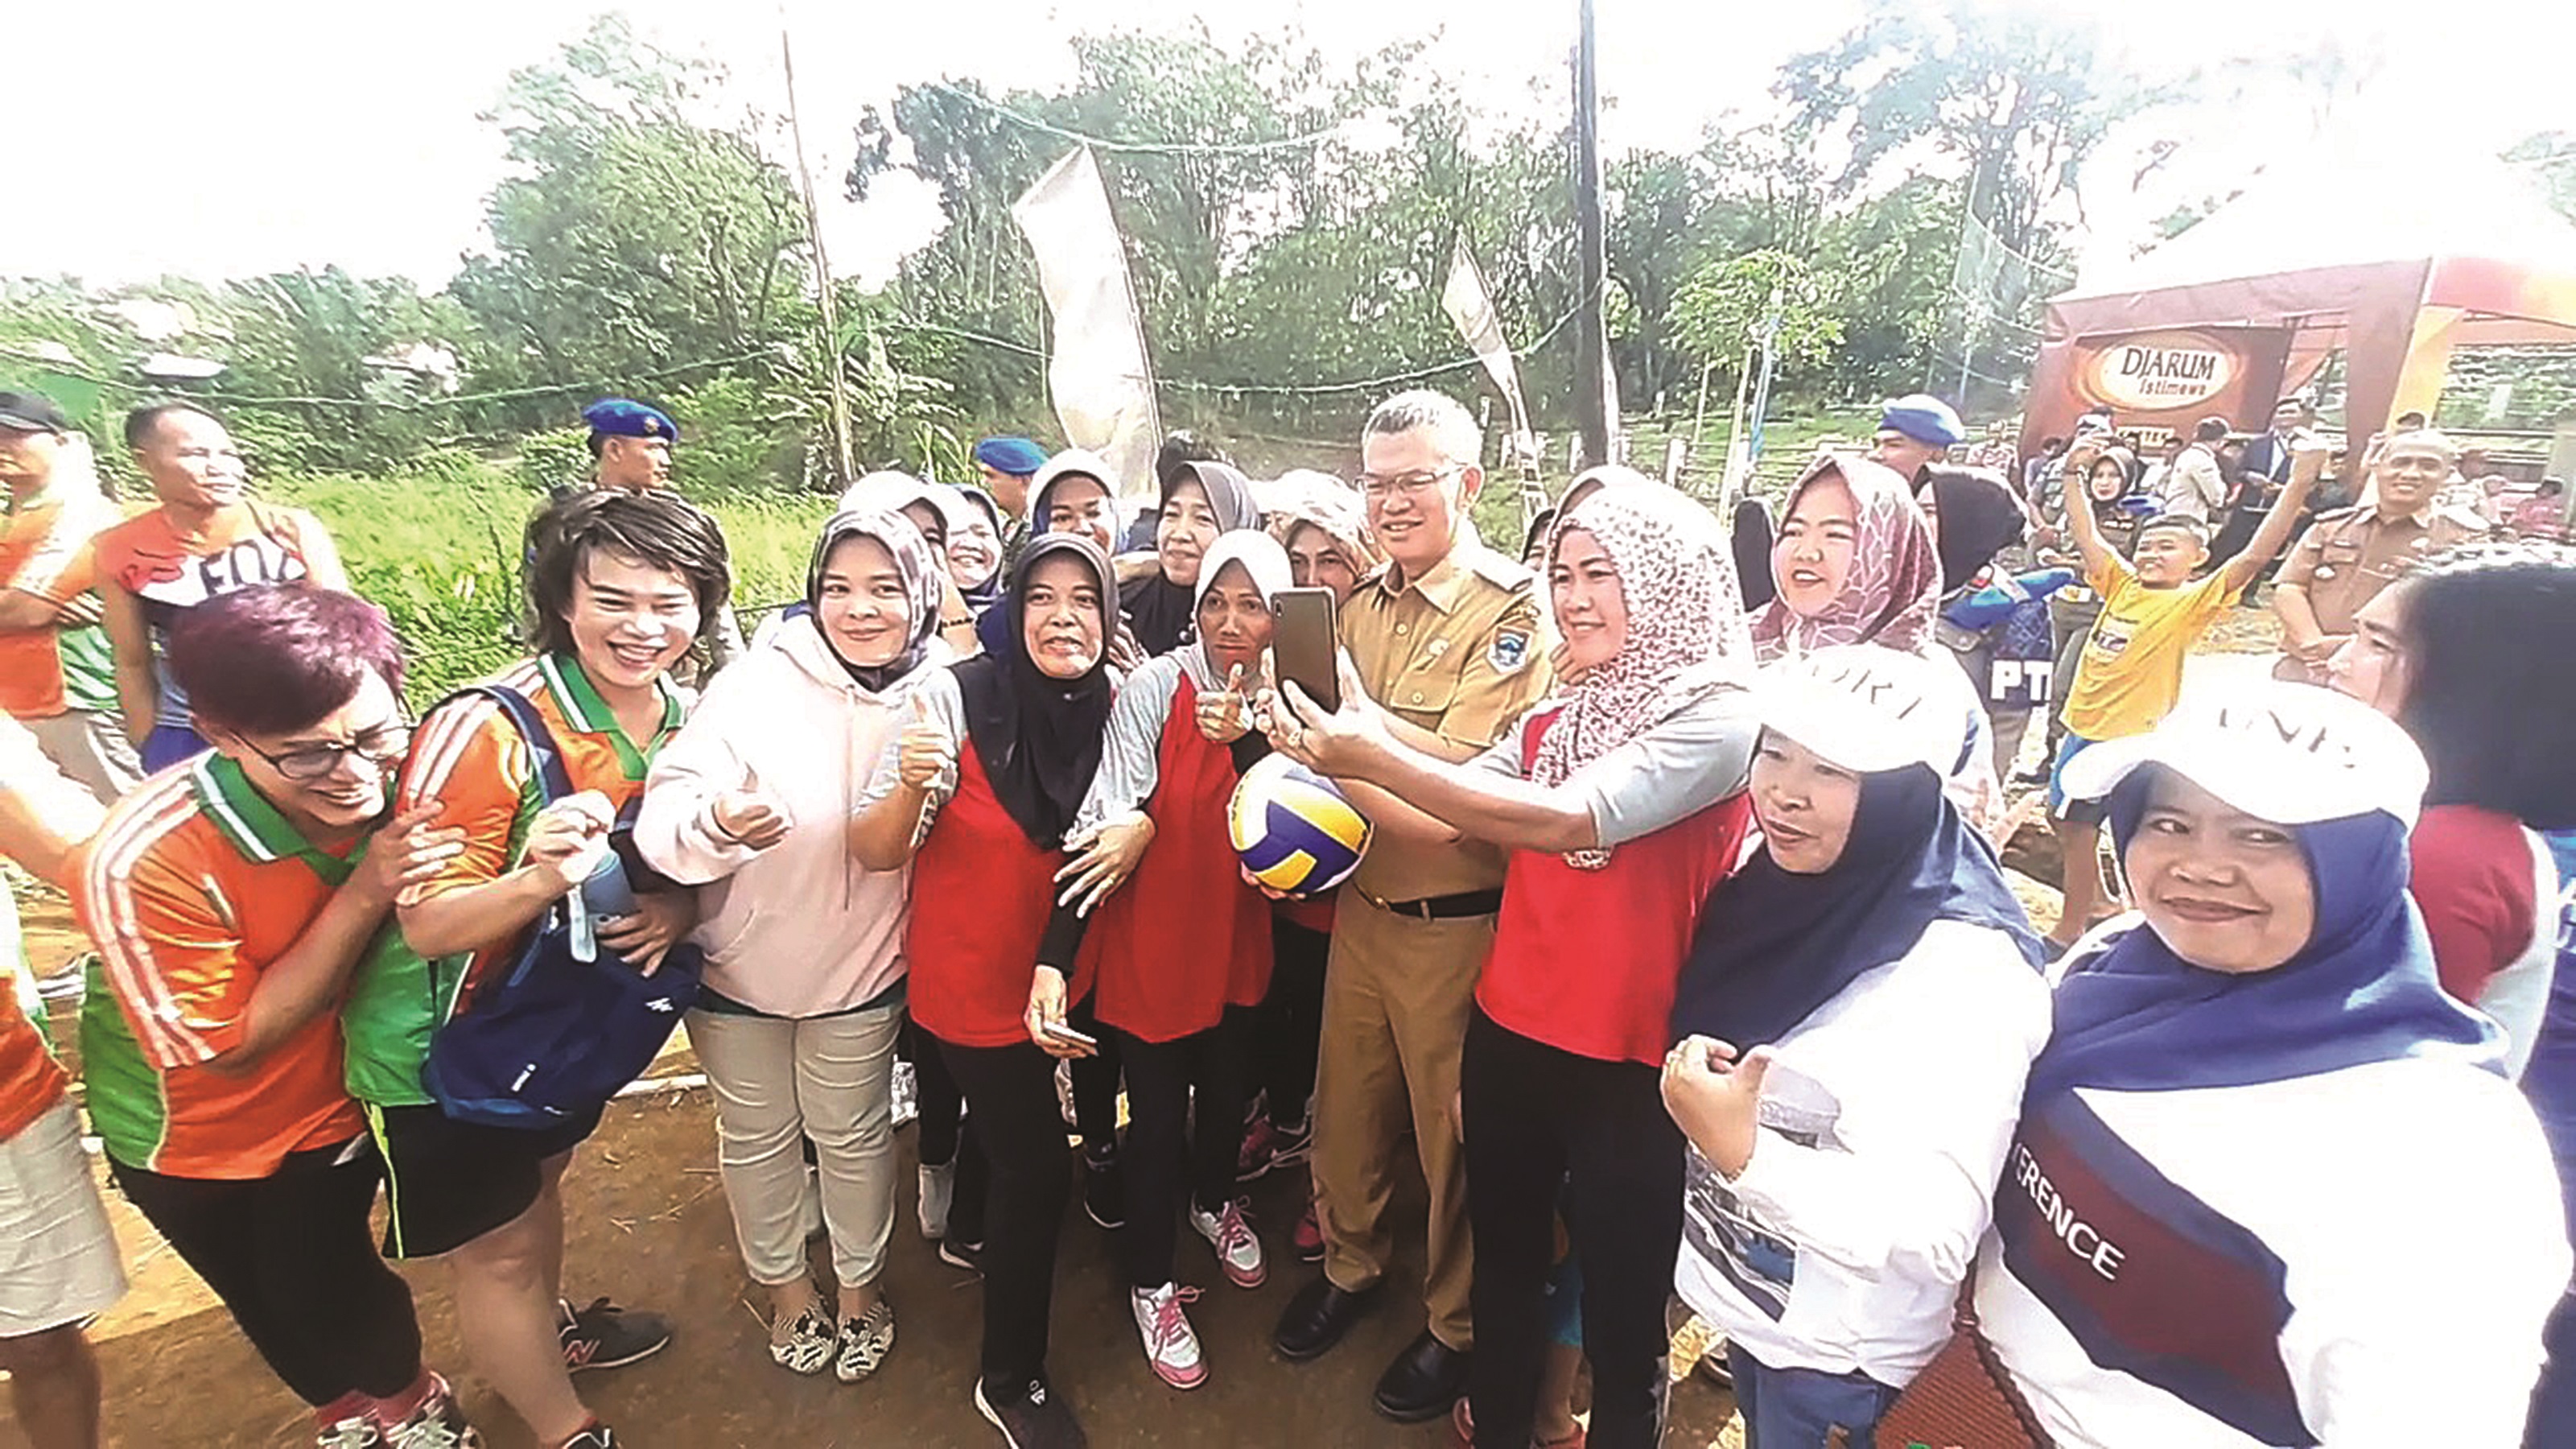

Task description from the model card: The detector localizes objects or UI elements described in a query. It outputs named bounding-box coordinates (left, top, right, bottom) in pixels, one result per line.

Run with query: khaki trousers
left=1311, top=898, right=1492, bottom=1352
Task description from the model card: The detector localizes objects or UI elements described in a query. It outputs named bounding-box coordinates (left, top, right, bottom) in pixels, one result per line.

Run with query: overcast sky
left=9, top=0, right=2568, bottom=293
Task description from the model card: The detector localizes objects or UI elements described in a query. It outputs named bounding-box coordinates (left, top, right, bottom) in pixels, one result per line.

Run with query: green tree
left=1670, top=250, right=1844, bottom=387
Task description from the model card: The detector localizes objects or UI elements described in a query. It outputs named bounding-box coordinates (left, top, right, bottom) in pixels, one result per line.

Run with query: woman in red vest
left=1068, top=530, right=1290, bottom=1390
left=1272, top=474, right=1760, bottom=1449
left=850, top=534, right=1130, bottom=1449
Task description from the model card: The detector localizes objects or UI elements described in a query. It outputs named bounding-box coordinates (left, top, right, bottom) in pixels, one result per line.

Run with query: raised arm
left=2219, top=440, right=2327, bottom=597
left=2059, top=459, right=2124, bottom=583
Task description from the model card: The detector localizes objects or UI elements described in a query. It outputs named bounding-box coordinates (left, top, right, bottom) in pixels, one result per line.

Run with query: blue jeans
left=1727, top=1347, right=1900, bottom=1449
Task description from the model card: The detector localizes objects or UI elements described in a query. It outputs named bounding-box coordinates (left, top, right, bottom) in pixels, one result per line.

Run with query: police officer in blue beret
left=1873, top=393, right=1967, bottom=485
left=578, top=398, right=679, bottom=495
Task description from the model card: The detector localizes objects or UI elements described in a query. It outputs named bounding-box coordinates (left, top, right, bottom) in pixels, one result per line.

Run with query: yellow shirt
left=2058, top=561, right=2241, bottom=741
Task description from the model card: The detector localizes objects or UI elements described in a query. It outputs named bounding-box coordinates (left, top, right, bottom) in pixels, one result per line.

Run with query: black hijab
left=1923, top=466, right=2027, bottom=595
left=1124, top=460, right=1261, bottom=656
left=952, top=534, right=1119, bottom=848
left=1668, top=756, right=2044, bottom=1051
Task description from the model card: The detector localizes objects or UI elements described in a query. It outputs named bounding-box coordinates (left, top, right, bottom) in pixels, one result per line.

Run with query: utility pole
left=1570, top=0, right=1611, bottom=471
left=780, top=10, right=855, bottom=485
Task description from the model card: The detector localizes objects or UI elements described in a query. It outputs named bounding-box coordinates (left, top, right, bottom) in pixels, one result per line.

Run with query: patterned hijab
left=1748, top=452, right=1941, bottom=662
left=804, top=508, right=943, bottom=693
left=1532, top=481, right=1754, bottom=865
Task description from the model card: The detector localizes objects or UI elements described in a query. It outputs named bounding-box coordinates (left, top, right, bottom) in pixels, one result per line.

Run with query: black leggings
left=938, top=1034, right=1074, bottom=1389
left=1067, top=994, right=1122, bottom=1157
left=1115, top=1005, right=1255, bottom=1288
left=1256, top=919, right=1329, bottom=1126
left=1461, top=1010, right=1685, bottom=1449
left=905, top=1016, right=966, bottom=1170
left=110, top=1141, right=422, bottom=1408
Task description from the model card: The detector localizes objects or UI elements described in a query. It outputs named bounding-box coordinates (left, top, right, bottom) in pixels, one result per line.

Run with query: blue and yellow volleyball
left=1228, top=753, right=1373, bottom=898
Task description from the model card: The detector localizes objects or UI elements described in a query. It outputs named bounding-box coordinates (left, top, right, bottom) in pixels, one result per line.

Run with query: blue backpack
left=422, top=685, right=703, bottom=1129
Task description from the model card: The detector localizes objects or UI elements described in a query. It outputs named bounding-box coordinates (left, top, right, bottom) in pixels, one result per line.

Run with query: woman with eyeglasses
left=73, top=584, right=484, bottom=1449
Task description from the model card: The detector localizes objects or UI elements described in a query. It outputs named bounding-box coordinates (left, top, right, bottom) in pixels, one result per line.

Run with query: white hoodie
left=636, top=618, right=934, bottom=1018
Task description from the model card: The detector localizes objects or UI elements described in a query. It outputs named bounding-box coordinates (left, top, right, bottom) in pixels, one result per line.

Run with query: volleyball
left=1228, top=753, right=1374, bottom=898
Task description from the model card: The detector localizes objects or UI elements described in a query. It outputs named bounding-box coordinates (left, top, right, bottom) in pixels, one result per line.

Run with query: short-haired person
left=0, top=718, right=118, bottom=1449
left=633, top=509, right=950, bottom=1385
left=1961, top=684, right=2566, bottom=1447
left=352, top=491, right=732, bottom=1449
left=1871, top=394, right=1966, bottom=484
left=849, top=534, right=1125, bottom=1449
left=1120, top=460, right=1262, bottom=657
left=2211, top=394, right=2317, bottom=568
left=1066, top=530, right=1292, bottom=1389
left=1270, top=390, right=1552, bottom=1425
left=1660, top=646, right=2049, bottom=1447
left=973, top=436, right=1048, bottom=559
left=2046, top=436, right=2322, bottom=947
left=0, top=392, right=138, bottom=802
left=2327, top=541, right=2576, bottom=1068
left=563, top=398, right=745, bottom=672
left=2040, top=442, right=2145, bottom=762
left=72, top=587, right=479, bottom=1449
left=1276, top=477, right=1762, bottom=1449
left=2512, top=478, right=2569, bottom=539
left=92, top=402, right=348, bottom=770
left=2272, top=428, right=2487, bottom=685
left=2152, top=417, right=2230, bottom=523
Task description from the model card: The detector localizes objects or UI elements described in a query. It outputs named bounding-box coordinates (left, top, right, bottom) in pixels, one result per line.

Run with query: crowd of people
left=1, top=378, right=2574, bottom=1449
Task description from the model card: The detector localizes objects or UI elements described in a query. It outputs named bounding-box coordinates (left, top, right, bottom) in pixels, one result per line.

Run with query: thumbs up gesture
left=1196, top=662, right=1251, bottom=744
left=897, top=691, right=956, bottom=791
left=711, top=760, right=792, bottom=852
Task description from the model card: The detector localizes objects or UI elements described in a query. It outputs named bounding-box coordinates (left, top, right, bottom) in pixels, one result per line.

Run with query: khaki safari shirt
left=1341, top=530, right=1551, bottom=903
left=2273, top=503, right=2486, bottom=683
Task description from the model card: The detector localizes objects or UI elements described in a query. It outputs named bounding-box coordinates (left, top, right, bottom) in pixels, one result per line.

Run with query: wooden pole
left=1570, top=0, right=1611, bottom=471
left=779, top=10, right=855, bottom=485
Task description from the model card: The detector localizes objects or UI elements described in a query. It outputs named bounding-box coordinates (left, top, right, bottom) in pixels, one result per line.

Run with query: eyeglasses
left=243, top=723, right=414, bottom=782
left=1354, top=464, right=1464, bottom=502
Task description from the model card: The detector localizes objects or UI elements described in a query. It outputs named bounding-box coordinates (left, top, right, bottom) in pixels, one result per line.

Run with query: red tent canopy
left=2023, top=141, right=2576, bottom=458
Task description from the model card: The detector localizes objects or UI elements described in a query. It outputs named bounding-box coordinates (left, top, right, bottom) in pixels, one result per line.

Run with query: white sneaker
left=1127, top=1282, right=1206, bottom=1390
left=1189, top=1199, right=1267, bottom=1289
left=918, top=1160, right=956, bottom=1241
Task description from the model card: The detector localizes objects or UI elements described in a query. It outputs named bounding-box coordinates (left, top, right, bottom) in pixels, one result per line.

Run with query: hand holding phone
left=1271, top=588, right=1339, bottom=715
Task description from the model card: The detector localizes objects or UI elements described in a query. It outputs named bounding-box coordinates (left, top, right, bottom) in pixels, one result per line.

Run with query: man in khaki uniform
left=2273, top=428, right=2486, bottom=683
left=1271, top=390, right=1549, bottom=1423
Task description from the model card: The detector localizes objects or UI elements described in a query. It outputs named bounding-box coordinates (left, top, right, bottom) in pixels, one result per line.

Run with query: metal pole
left=1570, top=0, right=1611, bottom=470
left=780, top=10, right=855, bottom=485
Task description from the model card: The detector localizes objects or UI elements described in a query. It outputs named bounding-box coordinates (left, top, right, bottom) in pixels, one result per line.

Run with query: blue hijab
left=2026, top=769, right=2503, bottom=1100
left=1669, top=756, right=2046, bottom=1050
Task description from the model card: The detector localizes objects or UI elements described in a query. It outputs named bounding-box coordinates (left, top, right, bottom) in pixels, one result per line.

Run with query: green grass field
left=261, top=407, right=1874, bottom=706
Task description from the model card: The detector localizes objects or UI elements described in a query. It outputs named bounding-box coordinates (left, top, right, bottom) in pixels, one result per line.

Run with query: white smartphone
left=1040, top=1019, right=1099, bottom=1050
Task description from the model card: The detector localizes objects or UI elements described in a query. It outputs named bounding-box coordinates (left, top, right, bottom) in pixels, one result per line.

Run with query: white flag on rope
left=1012, top=147, right=1162, bottom=502
left=1440, top=239, right=1537, bottom=474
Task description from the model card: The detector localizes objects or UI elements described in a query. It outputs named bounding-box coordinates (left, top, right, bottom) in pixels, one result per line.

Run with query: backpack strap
left=431, top=683, right=594, bottom=960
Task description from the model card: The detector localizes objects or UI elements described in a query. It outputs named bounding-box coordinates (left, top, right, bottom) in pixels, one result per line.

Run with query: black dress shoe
left=1272, top=1275, right=1379, bottom=1362
left=1372, top=1329, right=1470, bottom=1422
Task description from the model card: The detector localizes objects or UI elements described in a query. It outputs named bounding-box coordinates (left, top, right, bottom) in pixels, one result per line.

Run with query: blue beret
left=583, top=398, right=678, bottom=444
left=973, top=436, right=1047, bottom=477
left=1878, top=394, right=1965, bottom=448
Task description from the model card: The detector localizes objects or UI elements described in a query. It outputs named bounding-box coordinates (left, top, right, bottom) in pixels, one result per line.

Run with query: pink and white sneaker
left=1128, top=1282, right=1207, bottom=1390
left=1189, top=1199, right=1267, bottom=1289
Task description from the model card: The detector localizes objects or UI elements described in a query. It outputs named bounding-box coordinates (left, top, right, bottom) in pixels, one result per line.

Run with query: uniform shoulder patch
left=1488, top=626, right=1534, bottom=674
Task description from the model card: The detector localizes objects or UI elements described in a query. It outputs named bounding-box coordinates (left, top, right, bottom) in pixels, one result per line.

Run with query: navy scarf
left=1669, top=762, right=2046, bottom=1049
left=2026, top=774, right=2502, bottom=1100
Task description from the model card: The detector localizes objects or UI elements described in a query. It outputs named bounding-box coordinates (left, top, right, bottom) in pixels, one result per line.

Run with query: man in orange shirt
left=0, top=717, right=117, bottom=1449
left=72, top=585, right=477, bottom=1448
left=0, top=392, right=135, bottom=801
left=359, top=490, right=727, bottom=1449
left=90, top=402, right=348, bottom=772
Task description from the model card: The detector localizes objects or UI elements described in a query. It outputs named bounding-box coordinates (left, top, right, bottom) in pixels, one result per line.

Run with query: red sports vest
left=908, top=741, right=1093, bottom=1047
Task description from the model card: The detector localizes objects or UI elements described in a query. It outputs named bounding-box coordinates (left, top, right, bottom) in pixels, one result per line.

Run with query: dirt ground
left=6, top=900, right=1743, bottom=1449
left=5, top=621, right=2290, bottom=1449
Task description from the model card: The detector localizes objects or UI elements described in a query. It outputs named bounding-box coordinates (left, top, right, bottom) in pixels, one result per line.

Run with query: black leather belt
left=1358, top=887, right=1504, bottom=920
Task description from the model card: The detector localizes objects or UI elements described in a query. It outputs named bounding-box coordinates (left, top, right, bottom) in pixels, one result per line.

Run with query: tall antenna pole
left=1570, top=0, right=1611, bottom=471
left=779, top=8, right=855, bottom=485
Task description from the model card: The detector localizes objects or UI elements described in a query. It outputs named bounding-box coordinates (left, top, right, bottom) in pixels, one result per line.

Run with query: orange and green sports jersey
left=2, top=910, right=68, bottom=1143
left=339, top=654, right=684, bottom=1108
left=73, top=754, right=373, bottom=1179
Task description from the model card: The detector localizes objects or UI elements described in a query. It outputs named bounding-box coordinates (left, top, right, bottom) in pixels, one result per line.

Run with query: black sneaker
left=1082, top=1149, right=1125, bottom=1232
left=939, top=1237, right=985, bottom=1274
left=975, top=1375, right=1087, bottom=1449
left=559, top=1298, right=670, bottom=1373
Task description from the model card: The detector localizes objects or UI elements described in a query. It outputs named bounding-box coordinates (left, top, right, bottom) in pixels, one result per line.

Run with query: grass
left=258, top=407, right=1879, bottom=703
